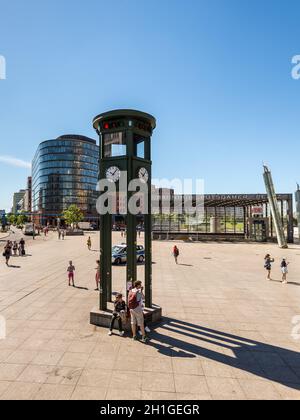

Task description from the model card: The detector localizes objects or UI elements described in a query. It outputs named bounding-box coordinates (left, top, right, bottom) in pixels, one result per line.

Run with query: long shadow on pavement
left=148, top=317, right=300, bottom=391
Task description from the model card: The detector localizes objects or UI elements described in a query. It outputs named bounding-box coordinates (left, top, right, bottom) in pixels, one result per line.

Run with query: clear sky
left=0, top=0, right=300, bottom=211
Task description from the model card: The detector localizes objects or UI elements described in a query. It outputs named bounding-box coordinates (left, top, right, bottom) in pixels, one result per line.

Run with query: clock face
left=138, top=167, right=149, bottom=183
left=106, top=166, right=121, bottom=183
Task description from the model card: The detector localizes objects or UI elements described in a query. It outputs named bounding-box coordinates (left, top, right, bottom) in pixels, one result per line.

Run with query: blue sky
left=0, top=0, right=300, bottom=211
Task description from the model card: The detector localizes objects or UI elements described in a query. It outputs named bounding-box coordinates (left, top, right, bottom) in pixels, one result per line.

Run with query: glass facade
left=32, top=135, right=99, bottom=222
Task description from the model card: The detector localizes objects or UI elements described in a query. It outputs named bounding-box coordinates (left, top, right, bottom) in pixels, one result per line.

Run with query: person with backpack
left=173, top=245, right=180, bottom=264
left=108, top=294, right=126, bottom=337
left=264, top=254, right=274, bottom=280
left=281, top=258, right=289, bottom=284
left=128, top=281, right=148, bottom=343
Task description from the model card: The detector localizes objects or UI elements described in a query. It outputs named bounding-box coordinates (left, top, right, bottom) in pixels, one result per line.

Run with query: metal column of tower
left=295, top=184, right=300, bottom=242
left=263, top=165, right=288, bottom=249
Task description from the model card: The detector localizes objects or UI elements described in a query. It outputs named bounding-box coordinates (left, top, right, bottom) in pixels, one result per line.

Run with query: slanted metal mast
left=263, top=165, right=288, bottom=249
left=295, top=184, right=300, bottom=242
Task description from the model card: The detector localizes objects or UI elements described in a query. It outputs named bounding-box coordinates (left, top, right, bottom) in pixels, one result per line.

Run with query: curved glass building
left=32, top=135, right=99, bottom=226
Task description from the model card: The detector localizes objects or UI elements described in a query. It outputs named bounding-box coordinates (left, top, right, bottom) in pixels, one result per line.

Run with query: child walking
left=67, top=261, right=75, bottom=287
left=281, top=258, right=289, bottom=284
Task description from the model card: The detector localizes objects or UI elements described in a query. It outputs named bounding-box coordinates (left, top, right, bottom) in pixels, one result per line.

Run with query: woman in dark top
left=108, top=294, right=126, bottom=337
left=19, top=238, right=25, bottom=256
left=3, top=241, right=11, bottom=266
left=264, top=254, right=274, bottom=280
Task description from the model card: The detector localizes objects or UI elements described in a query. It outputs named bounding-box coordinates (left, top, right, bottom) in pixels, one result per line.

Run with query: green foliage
left=16, top=213, right=28, bottom=227
left=8, top=214, right=17, bottom=225
left=63, top=205, right=84, bottom=228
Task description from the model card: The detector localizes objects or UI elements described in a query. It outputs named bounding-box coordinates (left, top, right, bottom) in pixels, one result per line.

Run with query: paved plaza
left=0, top=231, right=300, bottom=400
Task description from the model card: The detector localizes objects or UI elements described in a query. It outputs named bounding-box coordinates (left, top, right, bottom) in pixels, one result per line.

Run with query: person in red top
left=173, top=246, right=179, bottom=264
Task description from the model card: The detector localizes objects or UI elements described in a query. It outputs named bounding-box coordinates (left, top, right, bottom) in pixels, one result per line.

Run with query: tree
left=63, top=205, right=84, bottom=229
left=16, top=213, right=28, bottom=227
left=8, top=214, right=17, bottom=225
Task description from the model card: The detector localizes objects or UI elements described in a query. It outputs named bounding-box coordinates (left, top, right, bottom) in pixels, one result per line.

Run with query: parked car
left=112, top=244, right=145, bottom=265
left=24, top=223, right=35, bottom=236
left=78, top=222, right=94, bottom=231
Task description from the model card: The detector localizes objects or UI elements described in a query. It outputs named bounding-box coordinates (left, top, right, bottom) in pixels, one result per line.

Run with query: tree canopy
left=63, top=205, right=84, bottom=228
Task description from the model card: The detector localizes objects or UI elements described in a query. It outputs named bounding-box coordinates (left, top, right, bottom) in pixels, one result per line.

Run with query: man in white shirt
left=128, top=281, right=148, bottom=343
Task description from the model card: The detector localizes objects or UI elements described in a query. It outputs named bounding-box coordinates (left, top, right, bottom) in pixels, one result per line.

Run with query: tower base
left=90, top=304, right=162, bottom=332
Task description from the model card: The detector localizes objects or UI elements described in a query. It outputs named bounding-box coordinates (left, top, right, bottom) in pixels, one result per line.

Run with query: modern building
left=12, top=190, right=26, bottom=214
left=16, top=196, right=25, bottom=213
left=296, top=185, right=300, bottom=240
left=31, top=135, right=99, bottom=226
left=16, top=178, right=32, bottom=215
left=24, top=177, right=32, bottom=213
left=0, top=210, right=6, bottom=228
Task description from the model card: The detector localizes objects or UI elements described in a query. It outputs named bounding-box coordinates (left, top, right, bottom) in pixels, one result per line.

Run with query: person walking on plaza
left=58, top=229, right=61, bottom=240
left=62, top=230, right=65, bottom=240
left=281, top=258, right=289, bottom=284
left=87, top=236, right=92, bottom=251
left=95, top=260, right=100, bottom=291
left=137, top=224, right=142, bottom=239
left=108, top=294, right=126, bottom=336
left=173, top=245, right=180, bottom=265
left=3, top=241, right=12, bottom=266
left=12, top=241, right=18, bottom=256
left=19, top=238, right=25, bottom=256
left=67, top=261, right=75, bottom=287
left=6, top=241, right=12, bottom=257
left=264, top=254, right=274, bottom=280
left=128, top=281, right=148, bottom=343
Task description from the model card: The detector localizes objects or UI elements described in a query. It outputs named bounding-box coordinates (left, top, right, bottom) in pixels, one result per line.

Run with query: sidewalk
left=0, top=231, right=10, bottom=241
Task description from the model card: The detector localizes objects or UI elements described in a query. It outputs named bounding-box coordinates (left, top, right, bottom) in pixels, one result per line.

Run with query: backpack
left=128, top=290, right=139, bottom=310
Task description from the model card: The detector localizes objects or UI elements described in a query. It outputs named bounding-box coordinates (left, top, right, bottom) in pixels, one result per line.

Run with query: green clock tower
left=90, top=109, right=162, bottom=329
